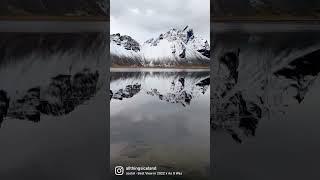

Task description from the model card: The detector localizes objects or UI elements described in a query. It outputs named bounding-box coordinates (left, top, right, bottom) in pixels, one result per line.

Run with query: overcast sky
left=110, top=0, right=210, bottom=44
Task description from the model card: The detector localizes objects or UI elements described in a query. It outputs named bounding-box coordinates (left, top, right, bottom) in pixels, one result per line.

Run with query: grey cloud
left=111, top=0, right=210, bottom=43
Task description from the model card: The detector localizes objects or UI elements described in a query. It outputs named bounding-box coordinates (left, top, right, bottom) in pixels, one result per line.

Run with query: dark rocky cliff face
left=110, top=33, right=141, bottom=52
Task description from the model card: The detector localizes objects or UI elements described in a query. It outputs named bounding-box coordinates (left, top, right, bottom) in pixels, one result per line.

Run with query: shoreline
left=0, top=20, right=108, bottom=32
left=212, top=21, right=320, bottom=33
left=111, top=66, right=210, bottom=69
left=110, top=67, right=210, bottom=72
left=211, top=17, right=320, bottom=23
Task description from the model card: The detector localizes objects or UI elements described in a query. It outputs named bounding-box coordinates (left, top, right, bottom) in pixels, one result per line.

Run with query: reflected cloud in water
left=110, top=70, right=210, bottom=179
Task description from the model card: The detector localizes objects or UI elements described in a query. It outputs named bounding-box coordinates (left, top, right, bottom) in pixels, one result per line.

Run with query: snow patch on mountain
left=142, top=26, right=210, bottom=61
left=110, top=33, right=142, bottom=58
left=110, top=26, right=210, bottom=66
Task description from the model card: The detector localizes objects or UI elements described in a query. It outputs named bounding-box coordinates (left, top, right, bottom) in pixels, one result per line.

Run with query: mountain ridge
left=0, top=0, right=108, bottom=17
left=110, top=26, right=210, bottom=67
left=212, top=0, right=320, bottom=18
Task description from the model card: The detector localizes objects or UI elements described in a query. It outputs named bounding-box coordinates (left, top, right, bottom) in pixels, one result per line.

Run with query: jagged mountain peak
left=110, top=26, right=210, bottom=67
left=142, top=26, right=210, bottom=60
left=110, top=33, right=140, bottom=52
left=144, top=25, right=196, bottom=45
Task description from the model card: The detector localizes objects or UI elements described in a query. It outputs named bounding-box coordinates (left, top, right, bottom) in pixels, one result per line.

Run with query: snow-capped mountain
left=110, top=26, right=210, bottom=67
left=142, top=26, right=210, bottom=60
left=110, top=33, right=141, bottom=58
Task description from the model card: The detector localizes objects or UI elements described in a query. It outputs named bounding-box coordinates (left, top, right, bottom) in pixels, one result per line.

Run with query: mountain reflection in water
left=110, top=71, right=210, bottom=106
left=212, top=31, right=320, bottom=180
left=110, top=70, right=210, bottom=179
left=0, top=33, right=108, bottom=180
left=0, top=69, right=99, bottom=127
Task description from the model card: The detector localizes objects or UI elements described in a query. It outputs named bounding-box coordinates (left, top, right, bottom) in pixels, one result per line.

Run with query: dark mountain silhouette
left=212, top=0, right=320, bottom=19
left=0, top=0, right=107, bottom=17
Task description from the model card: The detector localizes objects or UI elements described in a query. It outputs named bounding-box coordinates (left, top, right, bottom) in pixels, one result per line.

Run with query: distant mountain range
left=0, top=0, right=107, bottom=17
left=110, top=26, right=210, bottom=67
left=212, top=0, right=320, bottom=19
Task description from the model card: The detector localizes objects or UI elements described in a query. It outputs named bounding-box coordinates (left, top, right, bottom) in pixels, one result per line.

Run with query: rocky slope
left=110, top=33, right=142, bottom=66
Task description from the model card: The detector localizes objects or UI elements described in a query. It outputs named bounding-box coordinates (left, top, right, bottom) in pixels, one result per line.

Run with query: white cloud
left=146, top=9, right=154, bottom=16
left=129, top=8, right=140, bottom=14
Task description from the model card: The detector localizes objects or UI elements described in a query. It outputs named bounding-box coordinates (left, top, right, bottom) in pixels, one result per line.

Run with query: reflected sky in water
left=110, top=70, right=210, bottom=180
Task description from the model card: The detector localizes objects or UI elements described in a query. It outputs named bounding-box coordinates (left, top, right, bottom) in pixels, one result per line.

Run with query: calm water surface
left=110, top=69, right=210, bottom=180
left=212, top=31, right=320, bottom=180
left=0, top=33, right=108, bottom=180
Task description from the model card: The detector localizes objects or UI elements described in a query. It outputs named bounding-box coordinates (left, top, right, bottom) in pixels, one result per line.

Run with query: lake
left=211, top=30, right=320, bottom=180
left=110, top=69, right=210, bottom=180
left=0, top=33, right=108, bottom=180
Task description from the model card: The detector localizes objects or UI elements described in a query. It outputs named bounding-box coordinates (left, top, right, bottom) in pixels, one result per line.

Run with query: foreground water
left=110, top=69, right=210, bottom=179
left=0, top=33, right=108, bottom=179
left=211, top=31, right=320, bottom=179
